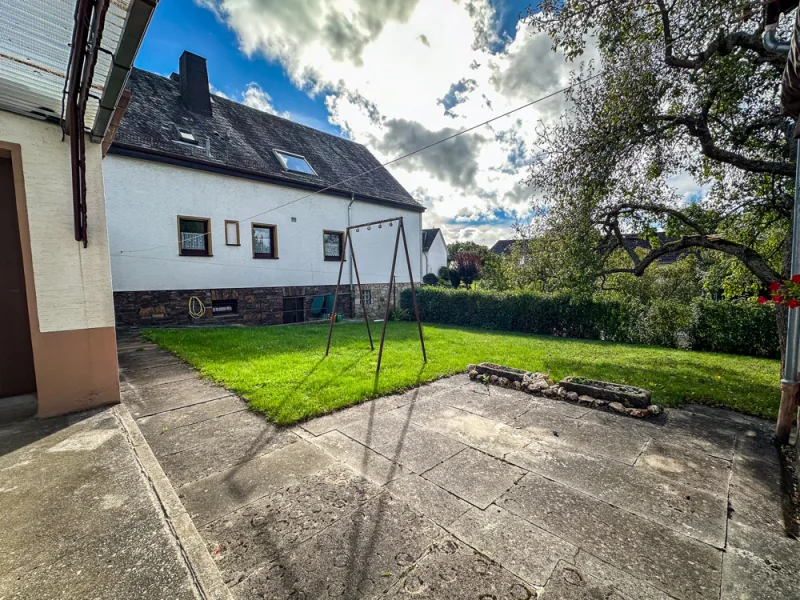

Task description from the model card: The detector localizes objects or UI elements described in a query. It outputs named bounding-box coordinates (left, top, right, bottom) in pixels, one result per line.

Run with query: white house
left=0, top=0, right=154, bottom=418
left=104, top=52, right=425, bottom=327
left=422, top=228, right=448, bottom=276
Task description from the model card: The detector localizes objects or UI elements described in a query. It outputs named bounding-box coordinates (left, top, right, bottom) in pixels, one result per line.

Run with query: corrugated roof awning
left=0, top=0, right=154, bottom=140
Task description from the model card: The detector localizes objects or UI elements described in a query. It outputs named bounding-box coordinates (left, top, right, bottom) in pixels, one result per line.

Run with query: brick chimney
left=179, top=51, right=212, bottom=116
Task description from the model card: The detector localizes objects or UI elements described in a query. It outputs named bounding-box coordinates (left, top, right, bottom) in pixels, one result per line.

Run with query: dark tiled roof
left=111, top=68, right=423, bottom=211
left=621, top=233, right=688, bottom=264
left=422, top=228, right=441, bottom=252
left=490, top=240, right=516, bottom=255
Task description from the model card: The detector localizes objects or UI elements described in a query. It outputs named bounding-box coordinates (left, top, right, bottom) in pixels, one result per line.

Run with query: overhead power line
left=118, top=72, right=602, bottom=255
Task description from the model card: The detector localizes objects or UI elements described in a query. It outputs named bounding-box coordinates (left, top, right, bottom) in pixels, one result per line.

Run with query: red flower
left=758, top=296, right=769, bottom=304
left=773, top=295, right=785, bottom=304
left=792, top=274, right=800, bottom=285
left=789, top=299, right=800, bottom=309
left=769, top=281, right=782, bottom=292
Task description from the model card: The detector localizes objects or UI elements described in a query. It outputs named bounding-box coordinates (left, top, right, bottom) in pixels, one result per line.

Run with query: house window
left=225, top=220, right=240, bottom=246
left=323, top=230, right=344, bottom=261
left=283, top=297, right=305, bottom=324
left=178, top=216, right=211, bottom=256
left=274, top=150, right=316, bottom=175
left=252, top=223, right=277, bottom=259
left=363, top=289, right=372, bottom=305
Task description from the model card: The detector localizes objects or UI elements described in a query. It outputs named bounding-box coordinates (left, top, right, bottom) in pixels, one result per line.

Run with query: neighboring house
left=0, top=0, right=154, bottom=418
left=490, top=239, right=516, bottom=256
left=422, top=228, right=448, bottom=275
left=104, top=52, right=425, bottom=327
left=619, top=233, right=691, bottom=265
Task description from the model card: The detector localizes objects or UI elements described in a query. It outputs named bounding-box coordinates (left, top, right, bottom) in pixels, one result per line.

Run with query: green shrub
left=422, top=273, right=439, bottom=286
left=689, top=298, right=778, bottom=358
left=400, top=287, right=779, bottom=358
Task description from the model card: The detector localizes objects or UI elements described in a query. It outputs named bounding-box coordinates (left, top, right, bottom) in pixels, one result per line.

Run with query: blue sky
left=133, top=0, right=577, bottom=246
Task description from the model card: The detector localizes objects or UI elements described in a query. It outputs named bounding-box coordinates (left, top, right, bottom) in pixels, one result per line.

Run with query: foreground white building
left=0, top=0, right=154, bottom=418
left=104, top=52, right=425, bottom=327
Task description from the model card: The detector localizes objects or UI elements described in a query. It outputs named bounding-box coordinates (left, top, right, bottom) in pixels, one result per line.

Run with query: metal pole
left=399, top=218, right=427, bottom=363
left=325, top=232, right=349, bottom=356
left=776, top=142, right=800, bottom=443
left=347, top=230, right=374, bottom=350
left=377, top=224, right=402, bottom=373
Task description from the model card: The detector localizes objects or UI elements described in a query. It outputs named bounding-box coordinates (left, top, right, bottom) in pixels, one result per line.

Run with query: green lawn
left=141, top=322, right=780, bottom=424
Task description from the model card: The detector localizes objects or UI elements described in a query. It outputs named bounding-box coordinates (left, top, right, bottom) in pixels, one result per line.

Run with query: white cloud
left=241, top=83, right=289, bottom=117
left=197, top=0, right=591, bottom=247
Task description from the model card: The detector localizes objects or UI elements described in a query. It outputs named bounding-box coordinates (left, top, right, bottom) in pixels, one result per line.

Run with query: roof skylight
left=176, top=126, right=198, bottom=144
left=274, top=150, right=316, bottom=175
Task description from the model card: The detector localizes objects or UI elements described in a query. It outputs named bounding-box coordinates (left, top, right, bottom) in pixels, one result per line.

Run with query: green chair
left=310, top=295, right=327, bottom=319
left=324, top=293, right=336, bottom=317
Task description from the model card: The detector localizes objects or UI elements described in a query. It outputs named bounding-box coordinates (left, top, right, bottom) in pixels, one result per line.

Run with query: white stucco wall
left=103, top=155, right=423, bottom=291
left=424, top=231, right=448, bottom=275
left=0, top=112, right=115, bottom=332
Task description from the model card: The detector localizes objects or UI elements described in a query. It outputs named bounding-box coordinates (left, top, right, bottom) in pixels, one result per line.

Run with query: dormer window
left=176, top=126, right=198, bottom=144
left=274, top=150, right=316, bottom=175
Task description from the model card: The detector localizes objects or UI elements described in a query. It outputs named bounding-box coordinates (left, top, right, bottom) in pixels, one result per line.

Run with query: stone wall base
left=114, top=282, right=413, bottom=328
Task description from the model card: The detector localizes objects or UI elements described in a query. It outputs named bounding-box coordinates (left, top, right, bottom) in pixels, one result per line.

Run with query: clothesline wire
left=117, top=72, right=602, bottom=255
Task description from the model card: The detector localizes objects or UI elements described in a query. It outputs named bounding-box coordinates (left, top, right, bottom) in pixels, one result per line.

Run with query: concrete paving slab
left=423, top=448, right=524, bottom=509
left=734, top=427, right=781, bottom=469
left=118, top=349, right=184, bottom=371
left=232, top=493, right=443, bottom=599
left=416, top=407, right=533, bottom=458
left=572, top=551, right=674, bottom=600
left=659, top=410, right=738, bottom=460
left=506, top=442, right=728, bottom=547
left=312, top=430, right=407, bottom=485
left=385, top=474, right=470, bottom=525
left=499, top=473, right=723, bottom=600
left=373, top=427, right=466, bottom=473
left=722, top=521, right=800, bottom=599
left=202, top=465, right=382, bottom=585
left=139, top=405, right=294, bottom=460
left=298, top=394, right=407, bottom=436
left=435, top=386, right=535, bottom=422
left=180, top=440, right=334, bottom=525
left=728, top=450, right=786, bottom=537
left=137, top=394, right=245, bottom=432
left=540, top=558, right=671, bottom=600
left=122, top=376, right=234, bottom=418
left=635, top=438, right=731, bottom=496
left=121, top=362, right=201, bottom=388
left=385, top=537, right=535, bottom=599
left=512, top=405, right=585, bottom=440
left=560, top=421, right=651, bottom=465
left=449, top=505, right=577, bottom=586
left=338, top=411, right=421, bottom=449
left=0, top=410, right=198, bottom=600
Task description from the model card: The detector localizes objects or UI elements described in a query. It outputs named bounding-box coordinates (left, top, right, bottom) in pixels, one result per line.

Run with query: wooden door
left=0, top=157, right=36, bottom=398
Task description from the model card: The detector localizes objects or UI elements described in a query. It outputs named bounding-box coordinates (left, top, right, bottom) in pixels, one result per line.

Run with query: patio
left=116, top=338, right=797, bottom=599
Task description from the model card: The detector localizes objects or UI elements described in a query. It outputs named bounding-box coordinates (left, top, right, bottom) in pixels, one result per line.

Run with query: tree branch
left=653, top=115, right=795, bottom=176
left=603, top=235, right=783, bottom=283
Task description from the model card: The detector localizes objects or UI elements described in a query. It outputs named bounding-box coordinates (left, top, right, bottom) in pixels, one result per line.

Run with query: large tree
left=525, top=0, right=796, bottom=362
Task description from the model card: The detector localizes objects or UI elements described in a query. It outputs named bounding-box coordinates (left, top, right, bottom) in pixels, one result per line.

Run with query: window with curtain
left=323, top=231, right=343, bottom=261
left=178, top=217, right=210, bottom=256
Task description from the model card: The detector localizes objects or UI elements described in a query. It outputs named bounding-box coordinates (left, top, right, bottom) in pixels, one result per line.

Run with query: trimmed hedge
left=401, top=287, right=779, bottom=358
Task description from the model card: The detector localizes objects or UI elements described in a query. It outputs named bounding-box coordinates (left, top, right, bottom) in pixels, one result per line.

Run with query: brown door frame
left=0, top=142, right=41, bottom=395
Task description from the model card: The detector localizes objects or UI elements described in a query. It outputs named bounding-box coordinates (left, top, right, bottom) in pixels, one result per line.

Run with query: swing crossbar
left=346, top=217, right=401, bottom=230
